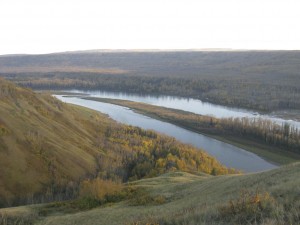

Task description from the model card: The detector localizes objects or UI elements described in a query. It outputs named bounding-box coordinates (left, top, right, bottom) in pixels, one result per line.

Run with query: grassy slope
left=1, top=162, right=299, bottom=225
left=0, top=79, right=232, bottom=208
left=0, top=79, right=111, bottom=206
left=81, top=97, right=300, bottom=165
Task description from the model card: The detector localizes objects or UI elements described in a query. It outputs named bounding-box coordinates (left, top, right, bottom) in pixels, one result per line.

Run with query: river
left=55, top=95, right=277, bottom=173
left=65, top=90, right=300, bottom=129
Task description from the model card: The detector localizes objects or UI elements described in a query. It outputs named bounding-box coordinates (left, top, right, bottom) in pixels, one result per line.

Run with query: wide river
left=68, top=90, right=300, bottom=128
left=55, top=95, right=277, bottom=173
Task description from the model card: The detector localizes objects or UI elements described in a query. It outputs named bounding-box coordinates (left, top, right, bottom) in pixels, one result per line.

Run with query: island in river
left=55, top=94, right=279, bottom=172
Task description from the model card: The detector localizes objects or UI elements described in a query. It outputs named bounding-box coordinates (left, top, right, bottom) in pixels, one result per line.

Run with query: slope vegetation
left=0, top=78, right=232, bottom=208
left=1, top=163, right=299, bottom=225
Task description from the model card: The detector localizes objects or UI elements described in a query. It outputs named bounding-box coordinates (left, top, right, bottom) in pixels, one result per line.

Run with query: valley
left=0, top=51, right=300, bottom=225
left=0, top=78, right=233, bottom=209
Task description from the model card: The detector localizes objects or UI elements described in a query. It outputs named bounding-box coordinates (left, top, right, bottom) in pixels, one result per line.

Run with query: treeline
left=186, top=112, right=300, bottom=153
left=92, top=99, right=300, bottom=154
left=218, top=118, right=300, bottom=152
left=1, top=51, right=300, bottom=112
left=4, top=71, right=300, bottom=112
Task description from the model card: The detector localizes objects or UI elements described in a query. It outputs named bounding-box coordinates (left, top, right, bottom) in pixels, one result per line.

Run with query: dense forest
left=0, top=78, right=234, bottom=208
left=1, top=50, right=300, bottom=112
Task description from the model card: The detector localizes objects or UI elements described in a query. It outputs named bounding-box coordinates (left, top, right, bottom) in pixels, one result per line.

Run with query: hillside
left=1, top=50, right=300, bottom=111
left=0, top=78, right=232, bottom=208
left=0, top=50, right=299, bottom=78
left=1, top=162, right=299, bottom=225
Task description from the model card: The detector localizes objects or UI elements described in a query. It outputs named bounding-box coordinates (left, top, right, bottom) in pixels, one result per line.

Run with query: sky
left=0, top=0, right=300, bottom=55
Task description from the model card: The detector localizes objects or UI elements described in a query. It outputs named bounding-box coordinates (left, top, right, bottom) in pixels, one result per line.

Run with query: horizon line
left=1, top=48, right=300, bottom=57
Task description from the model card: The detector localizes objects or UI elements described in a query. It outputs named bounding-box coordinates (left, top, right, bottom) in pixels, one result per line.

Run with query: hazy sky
left=0, top=0, right=299, bottom=55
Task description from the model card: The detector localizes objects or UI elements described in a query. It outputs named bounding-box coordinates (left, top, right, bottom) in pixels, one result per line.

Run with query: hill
left=0, top=78, right=232, bottom=208
left=1, top=50, right=300, bottom=111
left=1, top=162, right=299, bottom=225
left=0, top=50, right=299, bottom=78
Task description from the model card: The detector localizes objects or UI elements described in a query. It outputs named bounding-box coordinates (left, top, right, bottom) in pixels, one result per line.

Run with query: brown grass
left=29, top=163, right=300, bottom=225
left=0, top=78, right=230, bottom=208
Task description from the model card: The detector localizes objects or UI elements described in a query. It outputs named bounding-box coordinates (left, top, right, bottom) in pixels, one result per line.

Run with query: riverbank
left=83, top=97, right=300, bottom=165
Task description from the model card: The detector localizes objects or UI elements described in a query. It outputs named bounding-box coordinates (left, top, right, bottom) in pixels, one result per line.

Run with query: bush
left=76, top=178, right=127, bottom=209
left=75, top=196, right=101, bottom=210
left=129, top=188, right=167, bottom=206
left=218, top=189, right=278, bottom=224
left=79, top=178, right=123, bottom=203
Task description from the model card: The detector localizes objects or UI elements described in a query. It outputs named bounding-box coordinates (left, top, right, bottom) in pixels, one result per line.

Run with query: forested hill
left=1, top=50, right=300, bottom=111
left=0, top=50, right=299, bottom=77
left=0, top=78, right=233, bottom=208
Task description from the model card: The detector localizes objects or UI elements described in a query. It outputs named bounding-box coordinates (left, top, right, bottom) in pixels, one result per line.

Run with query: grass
left=0, top=80, right=119, bottom=206
left=1, top=162, right=299, bottom=225
left=0, top=85, right=106, bottom=206
left=0, top=78, right=232, bottom=208
left=82, top=97, right=300, bottom=165
left=0, top=205, right=39, bottom=225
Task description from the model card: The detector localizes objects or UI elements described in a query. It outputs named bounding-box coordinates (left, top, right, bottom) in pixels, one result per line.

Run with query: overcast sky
left=0, top=0, right=299, bottom=55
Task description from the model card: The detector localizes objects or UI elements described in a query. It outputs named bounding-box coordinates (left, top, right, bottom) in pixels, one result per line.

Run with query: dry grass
left=0, top=78, right=120, bottom=207
left=5, top=163, right=292, bottom=225
left=0, top=206, right=38, bottom=225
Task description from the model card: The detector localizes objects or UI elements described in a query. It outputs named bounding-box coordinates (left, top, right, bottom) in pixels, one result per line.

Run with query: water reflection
left=65, top=89, right=300, bottom=129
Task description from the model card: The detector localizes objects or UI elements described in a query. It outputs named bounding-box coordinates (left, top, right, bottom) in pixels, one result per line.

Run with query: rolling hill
left=1, top=162, right=299, bottom=225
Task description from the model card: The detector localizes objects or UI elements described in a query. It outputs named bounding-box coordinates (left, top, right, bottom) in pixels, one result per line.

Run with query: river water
left=55, top=95, right=277, bottom=173
left=66, top=90, right=300, bottom=129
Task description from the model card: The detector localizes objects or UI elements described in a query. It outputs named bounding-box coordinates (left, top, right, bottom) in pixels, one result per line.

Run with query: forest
left=1, top=50, right=300, bottom=112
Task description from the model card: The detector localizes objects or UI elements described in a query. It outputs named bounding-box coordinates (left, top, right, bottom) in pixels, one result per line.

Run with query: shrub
left=129, top=188, right=167, bottom=206
left=75, top=196, right=101, bottom=210
left=77, top=178, right=125, bottom=209
left=80, top=178, right=123, bottom=201
left=218, top=189, right=278, bottom=224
